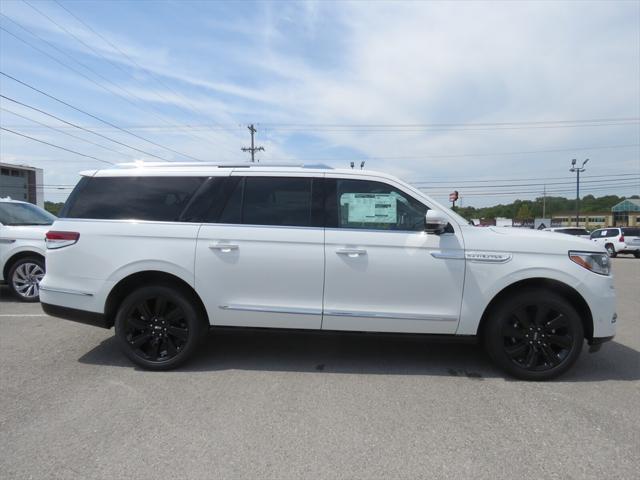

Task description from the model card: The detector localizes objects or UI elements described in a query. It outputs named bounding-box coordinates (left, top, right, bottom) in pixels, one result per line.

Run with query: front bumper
left=587, top=335, right=615, bottom=353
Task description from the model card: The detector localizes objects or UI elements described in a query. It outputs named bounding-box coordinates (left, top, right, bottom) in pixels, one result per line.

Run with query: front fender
left=456, top=253, right=593, bottom=335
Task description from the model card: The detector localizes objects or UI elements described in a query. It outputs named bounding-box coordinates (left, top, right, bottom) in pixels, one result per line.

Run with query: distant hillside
left=456, top=195, right=638, bottom=220
left=44, top=201, right=65, bottom=216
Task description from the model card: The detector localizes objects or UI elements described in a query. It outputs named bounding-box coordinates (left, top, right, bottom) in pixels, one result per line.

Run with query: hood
left=460, top=225, right=603, bottom=255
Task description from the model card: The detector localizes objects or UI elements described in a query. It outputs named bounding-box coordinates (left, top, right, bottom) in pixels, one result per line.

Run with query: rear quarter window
left=622, top=227, right=640, bottom=237
left=62, top=176, right=207, bottom=222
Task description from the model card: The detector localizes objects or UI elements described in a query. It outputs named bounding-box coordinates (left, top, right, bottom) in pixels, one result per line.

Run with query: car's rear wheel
left=114, top=285, right=207, bottom=370
left=483, top=289, right=584, bottom=380
left=634, top=251, right=640, bottom=258
left=605, top=244, right=617, bottom=258
left=8, top=256, right=45, bottom=302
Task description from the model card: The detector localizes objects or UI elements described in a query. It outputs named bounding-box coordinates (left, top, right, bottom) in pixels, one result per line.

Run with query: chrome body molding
left=219, top=304, right=322, bottom=315
left=430, top=251, right=465, bottom=260
left=465, top=251, right=513, bottom=263
left=39, top=286, right=94, bottom=297
left=323, top=309, right=457, bottom=322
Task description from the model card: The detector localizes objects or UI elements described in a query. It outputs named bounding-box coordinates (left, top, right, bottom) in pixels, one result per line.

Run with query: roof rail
left=114, top=161, right=333, bottom=169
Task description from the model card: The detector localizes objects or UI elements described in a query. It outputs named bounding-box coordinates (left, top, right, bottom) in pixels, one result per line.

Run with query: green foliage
left=44, top=201, right=65, bottom=216
left=457, top=195, right=629, bottom=220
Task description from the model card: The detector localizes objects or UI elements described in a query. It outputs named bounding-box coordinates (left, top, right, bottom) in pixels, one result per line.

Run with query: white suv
left=40, top=163, right=617, bottom=380
left=0, top=198, right=55, bottom=301
left=590, top=227, right=639, bottom=258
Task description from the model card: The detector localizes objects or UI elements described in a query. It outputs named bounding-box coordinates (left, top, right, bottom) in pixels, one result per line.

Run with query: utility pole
left=542, top=184, right=546, bottom=219
left=569, top=158, right=589, bottom=227
left=241, top=124, right=264, bottom=162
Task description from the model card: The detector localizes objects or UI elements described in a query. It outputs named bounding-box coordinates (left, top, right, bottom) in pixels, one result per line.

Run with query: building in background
left=611, top=199, right=640, bottom=227
left=551, top=213, right=612, bottom=229
left=0, top=162, right=44, bottom=208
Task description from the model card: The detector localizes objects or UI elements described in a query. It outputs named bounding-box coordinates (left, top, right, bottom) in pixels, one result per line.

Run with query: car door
left=322, top=176, right=466, bottom=334
left=195, top=174, right=325, bottom=329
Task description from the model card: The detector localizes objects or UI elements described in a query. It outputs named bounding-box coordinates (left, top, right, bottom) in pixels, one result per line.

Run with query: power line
left=0, top=17, right=207, bottom=161
left=0, top=94, right=167, bottom=161
left=1, top=106, right=137, bottom=159
left=410, top=172, right=640, bottom=184
left=0, top=72, right=192, bottom=161
left=51, top=0, right=240, bottom=156
left=412, top=176, right=640, bottom=190
left=1, top=127, right=114, bottom=165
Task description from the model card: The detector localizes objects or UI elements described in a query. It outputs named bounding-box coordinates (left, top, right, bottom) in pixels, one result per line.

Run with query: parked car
left=0, top=198, right=56, bottom=301
left=621, top=227, right=640, bottom=257
left=543, top=227, right=591, bottom=239
left=589, top=227, right=639, bottom=257
left=41, top=163, right=617, bottom=380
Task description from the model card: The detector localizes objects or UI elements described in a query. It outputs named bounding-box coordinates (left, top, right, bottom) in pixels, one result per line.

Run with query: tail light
left=619, top=234, right=625, bottom=242
left=46, top=231, right=80, bottom=249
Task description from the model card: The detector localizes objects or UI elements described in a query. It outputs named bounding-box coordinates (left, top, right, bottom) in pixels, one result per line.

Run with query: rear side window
left=216, top=177, right=315, bottom=227
left=63, top=177, right=206, bottom=221
left=622, top=228, right=640, bottom=236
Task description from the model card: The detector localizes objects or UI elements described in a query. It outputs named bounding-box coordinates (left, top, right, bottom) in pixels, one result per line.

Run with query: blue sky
left=0, top=0, right=639, bottom=207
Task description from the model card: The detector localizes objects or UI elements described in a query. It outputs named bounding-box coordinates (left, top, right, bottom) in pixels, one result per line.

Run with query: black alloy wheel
left=115, top=285, right=206, bottom=370
left=484, top=289, right=584, bottom=380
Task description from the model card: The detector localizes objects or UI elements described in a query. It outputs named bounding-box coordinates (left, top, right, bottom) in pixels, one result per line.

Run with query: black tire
left=634, top=251, right=640, bottom=258
left=483, top=289, right=584, bottom=380
left=7, top=256, right=45, bottom=302
left=605, top=244, right=617, bottom=258
left=114, top=284, right=207, bottom=370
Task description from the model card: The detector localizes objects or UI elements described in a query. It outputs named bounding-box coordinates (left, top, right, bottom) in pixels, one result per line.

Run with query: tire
left=634, top=251, right=640, bottom=258
left=7, top=256, right=45, bottom=302
left=605, top=244, right=617, bottom=258
left=483, top=289, right=584, bottom=380
left=114, top=284, right=208, bottom=370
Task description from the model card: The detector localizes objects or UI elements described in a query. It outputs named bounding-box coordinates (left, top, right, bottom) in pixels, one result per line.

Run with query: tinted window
left=622, top=228, right=640, bottom=237
left=64, top=177, right=206, bottom=221
left=217, top=177, right=313, bottom=227
left=560, top=228, right=589, bottom=236
left=334, top=179, right=427, bottom=231
left=0, top=202, right=56, bottom=225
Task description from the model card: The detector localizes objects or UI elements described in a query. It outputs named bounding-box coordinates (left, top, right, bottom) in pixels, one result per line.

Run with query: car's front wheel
left=8, top=256, right=45, bottom=302
left=483, top=289, right=584, bottom=380
left=114, top=285, right=207, bottom=370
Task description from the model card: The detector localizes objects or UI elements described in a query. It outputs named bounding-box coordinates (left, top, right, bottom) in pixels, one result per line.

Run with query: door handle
left=336, top=248, right=367, bottom=257
left=209, top=243, right=239, bottom=253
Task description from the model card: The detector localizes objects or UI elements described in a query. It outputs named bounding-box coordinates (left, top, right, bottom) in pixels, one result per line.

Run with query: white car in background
left=543, top=227, right=591, bottom=239
left=590, top=227, right=639, bottom=258
left=0, top=198, right=56, bottom=301
left=40, top=163, right=617, bottom=380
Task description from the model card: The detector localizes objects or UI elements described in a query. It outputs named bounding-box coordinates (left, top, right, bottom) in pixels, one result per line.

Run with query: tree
left=516, top=204, right=532, bottom=219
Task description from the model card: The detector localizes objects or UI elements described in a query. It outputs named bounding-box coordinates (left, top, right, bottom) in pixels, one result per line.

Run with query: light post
left=569, top=158, right=589, bottom=227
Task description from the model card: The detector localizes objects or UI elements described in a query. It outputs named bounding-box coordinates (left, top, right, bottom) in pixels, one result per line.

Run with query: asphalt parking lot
left=1, top=258, right=638, bottom=480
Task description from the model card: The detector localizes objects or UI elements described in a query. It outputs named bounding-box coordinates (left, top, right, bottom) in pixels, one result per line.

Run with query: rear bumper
left=41, top=302, right=111, bottom=329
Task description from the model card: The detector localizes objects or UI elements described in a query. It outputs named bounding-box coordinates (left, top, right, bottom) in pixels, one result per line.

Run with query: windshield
left=0, top=202, right=56, bottom=226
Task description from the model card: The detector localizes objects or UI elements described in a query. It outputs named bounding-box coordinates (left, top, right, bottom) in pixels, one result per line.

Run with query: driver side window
left=335, top=179, right=427, bottom=231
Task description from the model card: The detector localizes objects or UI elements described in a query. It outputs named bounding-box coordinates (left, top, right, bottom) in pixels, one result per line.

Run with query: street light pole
left=569, top=158, right=589, bottom=227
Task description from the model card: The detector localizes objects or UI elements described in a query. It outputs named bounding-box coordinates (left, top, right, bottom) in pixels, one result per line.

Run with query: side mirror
left=425, top=209, right=448, bottom=234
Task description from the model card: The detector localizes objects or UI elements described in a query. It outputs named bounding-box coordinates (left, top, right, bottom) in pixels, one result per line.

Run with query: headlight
left=569, top=251, right=611, bottom=276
